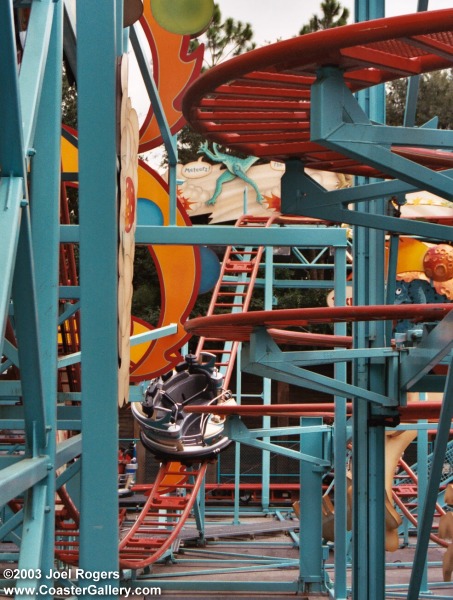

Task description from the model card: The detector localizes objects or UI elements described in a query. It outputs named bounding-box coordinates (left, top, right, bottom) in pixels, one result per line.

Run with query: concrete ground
left=1, top=515, right=453, bottom=599
left=129, top=515, right=453, bottom=599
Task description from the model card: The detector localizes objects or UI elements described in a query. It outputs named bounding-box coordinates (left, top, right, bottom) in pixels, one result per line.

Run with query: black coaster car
left=132, top=353, right=235, bottom=462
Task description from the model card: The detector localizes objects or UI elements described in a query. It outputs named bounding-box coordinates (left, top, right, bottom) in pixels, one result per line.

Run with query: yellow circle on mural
left=150, top=0, right=214, bottom=35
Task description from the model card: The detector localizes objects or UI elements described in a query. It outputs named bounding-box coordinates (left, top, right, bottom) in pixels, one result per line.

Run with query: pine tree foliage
left=191, top=3, right=255, bottom=69
left=386, top=70, right=453, bottom=129
left=299, top=0, right=350, bottom=35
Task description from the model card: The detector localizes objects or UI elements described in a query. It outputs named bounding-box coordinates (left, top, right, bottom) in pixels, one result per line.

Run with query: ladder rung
left=217, top=292, right=247, bottom=297
left=214, top=303, right=244, bottom=308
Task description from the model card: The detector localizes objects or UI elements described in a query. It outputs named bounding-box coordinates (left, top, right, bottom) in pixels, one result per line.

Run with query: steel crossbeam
left=225, top=416, right=331, bottom=467
left=282, top=161, right=453, bottom=242
left=400, top=309, right=453, bottom=390
left=0, top=457, right=49, bottom=507
left=243, top=327, right=393, bottom=406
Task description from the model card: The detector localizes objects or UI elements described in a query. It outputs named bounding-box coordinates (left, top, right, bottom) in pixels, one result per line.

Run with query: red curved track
left=185, top=303, right=453, bottom=341
left=183, top=9, right=453, bottom=176
left=55, top=462, right=208, bottom=569
left=185, top=401, right=448, bottom=422
left=118, top=462, right=207, bottom=569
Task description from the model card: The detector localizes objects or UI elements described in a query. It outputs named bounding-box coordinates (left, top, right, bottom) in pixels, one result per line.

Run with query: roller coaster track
left=392, top=454, right=452, bottom=549
left=56, top=217, right=274, bottom=569
left=55, top=461, right=208, bottom=568
left=196, top=214, right=275, bottom=389
left=118, top=461, right=207, bottom=568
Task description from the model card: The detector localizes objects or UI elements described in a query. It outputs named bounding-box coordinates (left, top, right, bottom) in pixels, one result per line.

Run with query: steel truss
left=1, top=1, right=453, bottom=600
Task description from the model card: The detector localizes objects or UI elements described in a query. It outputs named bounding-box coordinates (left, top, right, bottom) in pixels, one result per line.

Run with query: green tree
left=62, top=64, right=77, bottom=129
left=173, top=3, right=256, bottom=166
left=299, top=0, right=350, bottom=34
left=386, top=70, right=453, bottom=129
left=192, top=3, right=255, bottom=69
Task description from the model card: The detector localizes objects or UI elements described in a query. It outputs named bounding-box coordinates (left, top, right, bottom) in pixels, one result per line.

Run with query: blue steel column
left=416, top=394, right=429, bottom=594
left=0, top=0, right=60, bottom=592
left=298, top=417, right=325, bottom=593
left=28, top=0, right=63, bottom=588
left=77, top=0, right=120, bottom=585
left=261, top=247, right=273, bottom=511
left=333, top=244, right=348, bottom=599
left=352, top=2, right=386, bottom=599
left=0, top=0, right=26, bottom=361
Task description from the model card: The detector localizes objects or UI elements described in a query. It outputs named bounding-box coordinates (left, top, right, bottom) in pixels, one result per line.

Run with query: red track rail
left=393, top=457, right=448, bottom=548
left=185, top=401, right=450, bottom=423
left=185, top=303, right=453, bottom=341
left=55, top=462, right=208, bottom=569
left=183, top=9, right=453, bottom=175
left=119, top=461, right=207, bottom=569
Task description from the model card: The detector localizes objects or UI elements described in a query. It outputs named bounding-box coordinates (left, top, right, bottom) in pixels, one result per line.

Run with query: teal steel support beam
left=18, top=0, right=55, bottom=154
left=261, top=247, right=273, bottom=511
left=56, top=459, right=81, bottom=490
left=2, top=339, right=19, bottom=368
left=416, top=394, right=429, bottom=593
left=134, top=225, right=348, bottom=247
left=29, top=1, right=63, bottom=589
left=0, top=507, right=24, bottom=542
left=56, top=434, right=81, bottom=470
left=0, top=0, right=27, bottom=363
left=77, top=0, right=119, bottom=584
left=57, top=323, right=178, bottom=369
left=350, top=5, right=388, bottom=591
left=64, top=223, right=349, bottom=247
left=130, top=16, right=178, bottom=224
left=0, top=405, right=81, bottom=433
left=224, top=417, right=331, bottom=467
left=281, top=63, right=453, bottom=243
left=243, top=328, right=391, bottom=405
left=12, top=208, right=48, bottom=453
left=298, top=417, right=327, bottom=593
left=279, top=347, right=398, bottom=367
left=15, top=483, right=48, bottom=599
left=333, top=245, right=348, bottom=599
left=310, top=68, right=453, bottom=200
left=0, top=177, right=24, bottom=357
left=281, top=162, right=453, bottom=242
left=408, top=365, right=453, bottom=599
left=0, top=457, right=49, bottom=507
left=0, top=1, right=26, bottom=178
left=400, top=310, right=453, bottom=390
left=129, top=25, right=178, bottom=167
left=404, top=1, right=429, bottom=127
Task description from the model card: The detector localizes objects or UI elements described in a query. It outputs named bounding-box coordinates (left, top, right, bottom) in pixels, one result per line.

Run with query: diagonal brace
left=225, top=417, right=330, bottom=467
left=0, top=177, right=24, bottom=357
left=281, top=161, right=453, bottom=242
left=244, top=328, right=393, bottom=406
left=400, top=309, right=453, bottom=390
left=310, top=66, right=453, bottom=200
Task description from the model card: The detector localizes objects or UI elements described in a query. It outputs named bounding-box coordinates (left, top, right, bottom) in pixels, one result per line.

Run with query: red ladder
left=196, top=215, right=275, bottom=389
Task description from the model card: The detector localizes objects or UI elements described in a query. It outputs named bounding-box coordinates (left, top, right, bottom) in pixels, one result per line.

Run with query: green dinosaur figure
left=199, top=142, right=264, bottom=206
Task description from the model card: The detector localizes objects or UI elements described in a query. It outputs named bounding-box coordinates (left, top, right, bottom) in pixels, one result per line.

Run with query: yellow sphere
left=150, top=0, right=214, bottom=35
